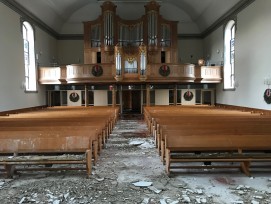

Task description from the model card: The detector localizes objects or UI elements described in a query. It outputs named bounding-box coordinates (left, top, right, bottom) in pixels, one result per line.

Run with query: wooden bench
left=143, top=106, right=271, bottom=176
left=165, top=134, right=271, bottom=176
left=0, top=106, right=119, bottom=177
left=158, top=123, right=271, bottom=161
left=0, top=135, right=92, bottom=178
left=0, top=128, right=99, bottom=164
left=0, top=122, right=106, bottom=153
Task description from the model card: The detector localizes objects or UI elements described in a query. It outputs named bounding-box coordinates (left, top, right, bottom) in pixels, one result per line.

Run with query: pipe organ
left=39, top=0, right=222, bottom=109
left=83, top=0, right=178, bottom=81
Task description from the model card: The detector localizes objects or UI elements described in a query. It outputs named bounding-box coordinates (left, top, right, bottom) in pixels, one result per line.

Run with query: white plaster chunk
left=236, top=185, right=244, bottom=190
left=182, top=195, right=191, bottom=203
left=53, top=200, right=60, bottom=204
left=148, top=186, right=162, bottom=194
left=141, top=197, right=150, bottom=204
left=253, top=195, right=263, bottom=199
left=232, top=201, right=244, bottom=204
left=132, top=181, right=152, bottom=187
left=18, top=197, right=26, bottom=204
left=237, top=191, right=245, bottom=195
left=251, top=200, right=260, bottom=204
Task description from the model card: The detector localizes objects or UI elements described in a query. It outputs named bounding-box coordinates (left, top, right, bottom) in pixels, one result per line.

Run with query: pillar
left=84, top=85, right=88, bottom=107
left=112, top=85, right=116, bottom=107
left=146, top=84, right=150, bottom=107
left=173, top=84, right=177, bottom=106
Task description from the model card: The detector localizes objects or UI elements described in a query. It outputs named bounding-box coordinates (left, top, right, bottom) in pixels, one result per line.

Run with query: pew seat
left=165, top=134, right=271, bottom=176
left=0, top=136, right=92, bottom=178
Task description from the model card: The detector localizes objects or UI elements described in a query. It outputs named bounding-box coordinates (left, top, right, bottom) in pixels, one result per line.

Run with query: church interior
left=1, top=0, right=271, bottom=203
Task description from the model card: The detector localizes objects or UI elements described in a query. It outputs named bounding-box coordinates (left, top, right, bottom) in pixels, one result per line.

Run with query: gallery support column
left=146, top=84, right=150, bottom=107
left=112, top=85, right=116, bottom=107
left=174, top=84, right=177, bottom=106
left=84, top=85, right=88, bottom=107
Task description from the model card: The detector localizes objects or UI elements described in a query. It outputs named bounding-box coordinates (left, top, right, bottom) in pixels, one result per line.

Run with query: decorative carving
left=264, top=89, right=271, bottom=104
left=69, top=92, right=80, bottom=102
left=92, top=65, right=103, bottom=77
left=159, top=65, right=170, bottom=77
left=122, top=44, right=139, bottom=64
left=183, top=91, right=194, bottom=101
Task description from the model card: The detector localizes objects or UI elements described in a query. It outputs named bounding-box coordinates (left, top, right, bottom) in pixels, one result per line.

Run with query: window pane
left=224, top=20, right=235, bottom=89
left=23, top=21, right=37, bottom=91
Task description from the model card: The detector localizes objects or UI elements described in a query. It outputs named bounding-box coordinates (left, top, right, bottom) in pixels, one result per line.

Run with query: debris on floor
left=0, top=116, right=271, bottom=204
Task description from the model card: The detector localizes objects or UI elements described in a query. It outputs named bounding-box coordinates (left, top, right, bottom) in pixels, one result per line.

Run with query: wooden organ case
left=39, top=0, right=222, bottom=86
left=83, top=0, right=179, bottom=82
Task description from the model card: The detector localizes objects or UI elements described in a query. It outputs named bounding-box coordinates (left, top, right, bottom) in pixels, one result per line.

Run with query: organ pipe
left=148, top=11, right=157, bottom=46
left=104, top=11, right=114, bottom=46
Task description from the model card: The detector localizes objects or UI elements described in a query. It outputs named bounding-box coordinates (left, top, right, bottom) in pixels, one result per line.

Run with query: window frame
left=223, top=18, right=236, bottom=91
left=21, top=20, right=38, bottom=93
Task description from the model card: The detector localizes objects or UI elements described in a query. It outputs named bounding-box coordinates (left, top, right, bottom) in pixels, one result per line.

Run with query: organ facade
left=39, top=1, right=222, bottom=112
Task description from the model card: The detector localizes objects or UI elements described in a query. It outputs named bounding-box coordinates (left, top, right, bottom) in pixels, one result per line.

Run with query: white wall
left=204, top=1, right=271, bottom=110
left=0, top=3, right=57, bottom=112
left=94, top=90, right=108, bottom=106
left=57, top=40, right=84, bottom=65
left=203, top=27, right=224, bottom=66
left=155, top=90, right=169, bottom=105
left=178, top=39, right=204, bottom=64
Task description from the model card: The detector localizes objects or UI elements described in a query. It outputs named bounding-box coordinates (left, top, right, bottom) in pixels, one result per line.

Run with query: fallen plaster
left=0, top=117, right=271, bottom=203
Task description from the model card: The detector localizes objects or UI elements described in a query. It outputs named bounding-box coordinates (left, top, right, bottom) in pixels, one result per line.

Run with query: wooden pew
left=0, top=128, right=99, bottom=165
left=0, top=106, right=119, bottom=177
left=143, top=106, right=271, bottom=176
left=0, top=135, right=92, bottom=178
left=165, top=134, right=271, bottom=176
left=0, top=122, right=106, bottom=153
left=158, top=123, right=271, bottom=161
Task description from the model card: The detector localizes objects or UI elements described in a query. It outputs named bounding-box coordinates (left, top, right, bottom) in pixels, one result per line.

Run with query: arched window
left=224, top=20, right=236, bottom=90
left=22, top=21, right=37, bottom=91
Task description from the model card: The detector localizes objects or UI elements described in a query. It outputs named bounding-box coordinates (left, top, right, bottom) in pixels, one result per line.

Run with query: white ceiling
left=12, top=0, right=245, bottom=35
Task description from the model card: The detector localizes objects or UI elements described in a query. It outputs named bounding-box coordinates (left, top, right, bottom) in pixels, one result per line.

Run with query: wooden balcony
left=38, top=64, right=222, bottom=84
left=147, top=64, right=195, bottom=83
left=38, top=66, right=66, bottom=84
left=66, top=64, right=114, bottom=83
left=195, top=66, right=222, bottom=83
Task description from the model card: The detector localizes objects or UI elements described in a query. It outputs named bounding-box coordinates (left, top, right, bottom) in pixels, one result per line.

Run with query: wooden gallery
left=39, top=1, right=220, bottom=113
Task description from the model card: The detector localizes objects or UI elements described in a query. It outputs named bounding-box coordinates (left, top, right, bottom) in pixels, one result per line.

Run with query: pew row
left=144, top=106, right=271, bottom=176
left=165, top=134, right=271, bottom=176
left=0, top=136, right=92, bottom=178
left=0, top=106, right=119, bottom=177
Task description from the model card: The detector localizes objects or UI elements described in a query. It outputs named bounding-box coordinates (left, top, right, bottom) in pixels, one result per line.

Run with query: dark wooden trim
left=0, top=106, right=48, bottom=116
left=215, top=103, right=271, bottom=115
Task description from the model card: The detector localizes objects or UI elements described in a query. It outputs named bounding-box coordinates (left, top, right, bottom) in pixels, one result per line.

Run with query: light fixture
left=198, top=59, right=205, bottom=66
